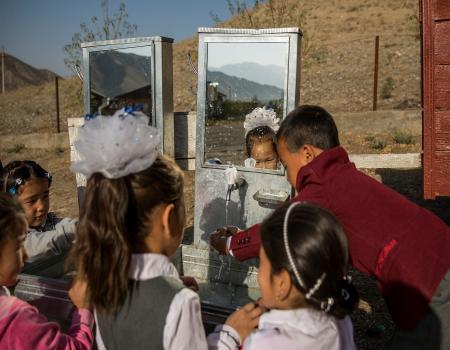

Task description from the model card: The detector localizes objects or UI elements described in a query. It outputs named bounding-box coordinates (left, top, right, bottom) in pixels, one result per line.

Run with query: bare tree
left=63, top=0, right=137, bottom=75
left=210, top=0, right=261, bottom=28
left=210, top=1, right=314, bottom=60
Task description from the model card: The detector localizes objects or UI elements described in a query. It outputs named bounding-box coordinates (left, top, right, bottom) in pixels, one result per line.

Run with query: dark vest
left=96, top=276, right=184, bottom=350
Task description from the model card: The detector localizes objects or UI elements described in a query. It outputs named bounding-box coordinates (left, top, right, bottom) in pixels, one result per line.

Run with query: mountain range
left=207, top=70, right=283, bottom=102
left=1, top=53, right=59, bottom=91
left=89, top=50, right=151, bottom=98
left=209, top=62, right=285, bottom=89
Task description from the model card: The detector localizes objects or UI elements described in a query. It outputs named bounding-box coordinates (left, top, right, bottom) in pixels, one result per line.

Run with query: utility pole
left=1, top=46, right=5, bottom=94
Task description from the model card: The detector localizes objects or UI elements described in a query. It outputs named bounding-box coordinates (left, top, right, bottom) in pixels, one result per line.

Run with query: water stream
left=212, top=200, right=235, bottom=303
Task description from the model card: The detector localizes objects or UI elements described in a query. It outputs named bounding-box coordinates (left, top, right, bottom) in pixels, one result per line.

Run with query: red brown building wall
left=422, top=0, right=450, bottom=199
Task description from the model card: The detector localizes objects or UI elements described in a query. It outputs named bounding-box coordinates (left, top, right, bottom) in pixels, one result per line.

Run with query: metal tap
left=225, top=166, right=245, bottom=201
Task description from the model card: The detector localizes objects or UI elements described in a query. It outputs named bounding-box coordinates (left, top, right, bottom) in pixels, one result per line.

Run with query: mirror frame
left=196, top=28, right=302, bottom=174
left=81, top=36, right=175, bottom=157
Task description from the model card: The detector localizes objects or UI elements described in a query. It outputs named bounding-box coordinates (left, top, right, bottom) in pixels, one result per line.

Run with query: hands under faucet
left=210, top=226, right=241, bottom=255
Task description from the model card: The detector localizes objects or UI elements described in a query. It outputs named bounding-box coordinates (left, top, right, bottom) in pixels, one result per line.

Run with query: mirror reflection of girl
left=240, top=202, right=358, bottom=349
left=0, top=193, right=93, bottom=349
left=70, top=112, right=262, bottom=350
left=244, top=107, right=280, bottom=170
left=0, top=161, right=76, bottom=277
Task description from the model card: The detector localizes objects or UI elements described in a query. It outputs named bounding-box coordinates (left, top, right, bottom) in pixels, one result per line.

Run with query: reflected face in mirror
left=246, top=125, right=279, bottom=170
left=204, top=41, right=288, bottom=169
left=251, top=140, right=278, bottom=170
left=89, top=46, right=152, bottom=119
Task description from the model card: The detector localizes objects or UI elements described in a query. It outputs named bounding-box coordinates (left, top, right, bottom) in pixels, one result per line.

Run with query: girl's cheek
left=22, top=210, right=34, bottom=226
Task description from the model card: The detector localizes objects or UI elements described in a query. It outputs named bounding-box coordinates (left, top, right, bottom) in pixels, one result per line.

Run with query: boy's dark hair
left=277, top=105, right=340, bottom=151
left=70, top=154, right=184, bottom=315
left=260, top=202, right=358, bottom=319
left=1, top=160, right=52, bottom=195
left=0, top=192, right=27, bottom=247
left=245, top=126, right=276, bottom=157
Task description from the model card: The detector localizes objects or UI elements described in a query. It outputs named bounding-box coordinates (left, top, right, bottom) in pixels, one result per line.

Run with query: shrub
left=381, top=77, right=395, bottom=99
left=392, top=129, right=414, bottom=145
left=367, top=137, right=386, bottom=150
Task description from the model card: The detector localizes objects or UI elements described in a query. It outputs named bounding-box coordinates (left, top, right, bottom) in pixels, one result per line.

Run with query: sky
left=0, top=0, right=230, bottom=76
left=208, top=42, right=287, bottom=68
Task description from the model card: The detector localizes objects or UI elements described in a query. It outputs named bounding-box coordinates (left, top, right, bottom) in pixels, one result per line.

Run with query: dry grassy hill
left=1, top=53, right=60, bottom=91
left=173, top=0, right=421, bottom=112
left=0, top=77, right=82, bottom=135
left=0, top=0, right=420, bottom=135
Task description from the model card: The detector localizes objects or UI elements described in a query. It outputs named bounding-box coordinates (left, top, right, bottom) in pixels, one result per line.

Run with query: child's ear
left=275, top=269, right=293, bottom=301
left=301, top=145, right=321, bottom=163
left=161, top=203, right=175, bottom=237
left=298, top=145, right=312, bottom=164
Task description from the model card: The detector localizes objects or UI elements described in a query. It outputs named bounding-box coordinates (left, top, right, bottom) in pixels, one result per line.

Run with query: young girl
left=1, top=160, right=76, bottom=277
left=0, top=192, right=94, bottom=349
left=70, top=112, right=261, bottom=350
left=244, top=107, right=279, bottom=170
left=215, top=201, right=358, bottom=349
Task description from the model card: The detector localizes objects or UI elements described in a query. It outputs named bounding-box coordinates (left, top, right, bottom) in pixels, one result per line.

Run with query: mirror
left=204, top=42, right=288, bottom=171
left=89, top=46, right=152, bottom=121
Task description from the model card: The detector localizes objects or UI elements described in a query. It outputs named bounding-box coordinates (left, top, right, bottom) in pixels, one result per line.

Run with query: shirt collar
left=260, top=307, right=334, bottom=336
left=129, top=253, right=179, bottom=281
left=28, top=214, right=52, bottom=233
left=0, top=286, right=10, bottom=296
left=296, top=146, right=350, bottom=190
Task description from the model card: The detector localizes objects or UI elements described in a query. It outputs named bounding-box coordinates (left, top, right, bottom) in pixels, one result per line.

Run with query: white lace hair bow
left=243, top=107, right=280, bottom=135
left=70, top=109, right=160, bottom=179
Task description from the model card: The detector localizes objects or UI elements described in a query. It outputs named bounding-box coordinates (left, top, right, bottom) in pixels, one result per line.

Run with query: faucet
left=226, top=184, right=233, bottom=202
left=225, top=166, right=245, bottom=201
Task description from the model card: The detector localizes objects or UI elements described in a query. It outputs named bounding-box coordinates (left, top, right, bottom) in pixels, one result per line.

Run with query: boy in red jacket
left=211, top=105, right=450, bottom=349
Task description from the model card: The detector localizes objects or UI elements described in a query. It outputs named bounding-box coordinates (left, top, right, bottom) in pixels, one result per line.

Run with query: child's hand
left=254, top=297, right=269, bottom=312
left=180, top=275, right=199, bottom=292
left=210, top=226, right=240, bottom=255
left=225, top=302, right=263, bottom=342
left=68, top=278, right=90, bottom=310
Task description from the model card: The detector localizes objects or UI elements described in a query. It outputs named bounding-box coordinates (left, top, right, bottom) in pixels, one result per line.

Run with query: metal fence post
left=373, top=35, right=380, bottom=111
left=55, top=76, right=60, bottom=133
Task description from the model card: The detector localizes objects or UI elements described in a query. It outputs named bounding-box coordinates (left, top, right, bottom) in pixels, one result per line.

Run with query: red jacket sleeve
left=229, top=224, right=261, bottom=261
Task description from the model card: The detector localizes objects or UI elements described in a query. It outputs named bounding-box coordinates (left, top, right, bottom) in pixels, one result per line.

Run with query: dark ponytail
left=72, top=174, right=136, bottom=315
left=70, top=154, right=184, bottom=315
left=260, top=202, right=359, bottom=319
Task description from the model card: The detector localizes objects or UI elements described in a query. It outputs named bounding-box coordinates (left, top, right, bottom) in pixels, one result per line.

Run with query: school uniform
left=0, top=286, right=94, bottom=349
left=23, top=212, right=76, bottom=278
left=209, top=307, right=355, bottom=350
left=228, top=147, right=450, bottom=342
left=95, top=253, right=240, bottom=350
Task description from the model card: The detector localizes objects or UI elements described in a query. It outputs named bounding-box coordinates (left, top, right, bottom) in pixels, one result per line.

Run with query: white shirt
left=242, top=307, right=356, bottom=350
left=95, top=253, right=239, bottom=350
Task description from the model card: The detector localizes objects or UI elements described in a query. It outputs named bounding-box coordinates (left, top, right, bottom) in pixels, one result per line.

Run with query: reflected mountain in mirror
left=89, top=46, right=152, bottom=119
left=205, top=42, right=287, bottom=170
